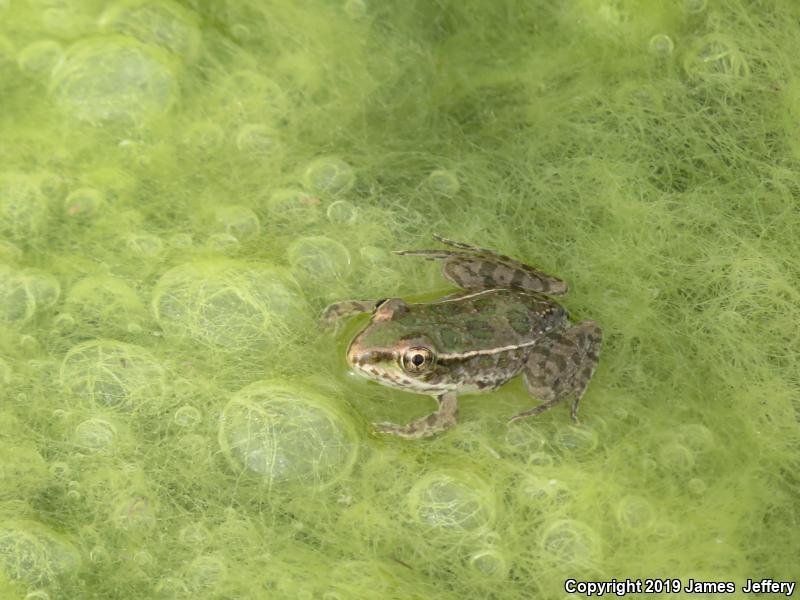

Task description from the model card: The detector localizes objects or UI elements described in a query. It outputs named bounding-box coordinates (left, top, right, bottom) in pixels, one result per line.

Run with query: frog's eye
left=400, top=346, right=436, bottom=374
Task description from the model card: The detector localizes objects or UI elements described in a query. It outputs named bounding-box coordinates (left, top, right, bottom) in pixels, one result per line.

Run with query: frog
left=321, top=235, right=602, bottom=439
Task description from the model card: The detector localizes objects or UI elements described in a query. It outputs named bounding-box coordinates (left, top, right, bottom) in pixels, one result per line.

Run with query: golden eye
left=400, top=346, right=435, bottom=373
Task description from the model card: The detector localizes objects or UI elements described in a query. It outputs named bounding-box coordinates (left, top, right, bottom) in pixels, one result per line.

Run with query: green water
left=1, top=0, right=799, bottom=598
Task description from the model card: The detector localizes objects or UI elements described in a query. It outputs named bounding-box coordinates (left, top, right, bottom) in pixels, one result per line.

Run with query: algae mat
left=1, top=1, right=799, bottom=598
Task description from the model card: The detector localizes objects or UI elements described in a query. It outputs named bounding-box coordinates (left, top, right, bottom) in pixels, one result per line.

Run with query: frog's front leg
left=373, top=392, right=458, bottom=439
left=510, top=321, right=602, bottom=424
left=320, top=299, right=386, bottom=330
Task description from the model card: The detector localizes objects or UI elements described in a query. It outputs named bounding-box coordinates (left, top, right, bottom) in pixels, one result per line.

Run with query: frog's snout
left=347, top=339, right=392, bottom=367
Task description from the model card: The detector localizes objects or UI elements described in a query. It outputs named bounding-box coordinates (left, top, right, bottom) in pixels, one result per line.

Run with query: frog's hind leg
left=395, top=235, right=567, bottom=295
left=373, top=392, right=458, bottom=439
left=511, top=321, right=602, bottom=424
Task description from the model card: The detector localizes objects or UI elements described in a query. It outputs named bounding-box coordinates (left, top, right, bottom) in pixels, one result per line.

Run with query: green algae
left=1, top=0, right=799, bottom=598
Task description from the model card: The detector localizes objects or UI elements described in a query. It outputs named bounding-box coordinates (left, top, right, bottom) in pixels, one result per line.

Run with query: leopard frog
left=322, top=235, right=602, bottom=439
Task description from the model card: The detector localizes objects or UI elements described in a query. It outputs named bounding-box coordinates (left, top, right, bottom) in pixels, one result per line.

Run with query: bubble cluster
left=153, top=261, right=307, bottom=350
left=218, top=381, right=358, bottom=487
left=60, top=340, right=165, bottom=411
left=50, top=36, right=178, bottom=125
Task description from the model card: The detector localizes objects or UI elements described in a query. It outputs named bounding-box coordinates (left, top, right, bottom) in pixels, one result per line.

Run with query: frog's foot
left=394, top=234, right=567, bottom=295
left=320, top=299, right=385, bottom=331
left=510, top=320, right=602, bottom=424
left=372, top=392, right=458, bottom=439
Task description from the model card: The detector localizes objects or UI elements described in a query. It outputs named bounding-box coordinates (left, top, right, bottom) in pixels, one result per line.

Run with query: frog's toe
left=371, top=421, right=423, bottom=439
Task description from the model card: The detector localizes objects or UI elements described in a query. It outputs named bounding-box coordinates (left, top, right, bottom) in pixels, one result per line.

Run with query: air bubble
left=288, top=236, right=351, bottom=287
left=687, top=478, right=706, bottom=496
left=326, top=200, right=358, bottom=224
left=50, top=36, right=178, bottom=126
left=0, top=266, right=60, bottom=324
left=539, top=519, right=599, bottom=568
left=303, top=157, right=355, bottom=196
left=552, top=426, right=598, bottom=456
left=424, top=169, right=460, bottom=197
left=0, top=172, right=48, bottom=241
left=64, top=187, right=105, bottom=218
left=683, top=0, right=707, bottom=13
left=683, top=34, right=749, bottom=81
left=0, top=523, right=80, bottom=586
left=64, top=276, right=147, bottom=336
left=218, top=381, right=358, bottom=487
left=0, top=240, right=22, bottom=263
left=0, top=356, right=10, bottom=385
left=235, top=124, right=277, bottom=155
left=100, top=0, right=201, bottom=60
left=265, top=188, right=321, bottom=226
left=74, top=418, right=117, bottom=451
left=408, top=470, right=495, bottom=531
left=127, top=232, right=164, bottom=256
left=615, top=495, right=655, bottom=529
left=214, top=205, right=260, bottom=239
left=218, top=71, right=287, bottom=124
left=17, top=40, right=63, bottom=78
left=186, top=554, right=227, bottom=592
left=60, top=340, right=165, bottom=411
left=113, top=495, right=156, bottom=530
left=174, top=404, right=201, bottom=428
left=182, top=121, right=224, bottom=151
left=658, top=442, right=695, bottom=472
left=648, top=34, right=674, bottom=57
left=344, top=0, right=367, bottom=18
left=152, top=261, right=307, bottom=350
left=207, top=233, right=240, bottom=254
left=469, top=548, right=509, bottom=578
left=168, top=233, right=193, bottom=248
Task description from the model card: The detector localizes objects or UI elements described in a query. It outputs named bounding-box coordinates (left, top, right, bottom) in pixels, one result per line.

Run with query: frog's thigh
left=512, top=321, right=602, bottom=423
left=442, top=255, right=567, bottom=295
left=373, top=392, right=458, bottom=439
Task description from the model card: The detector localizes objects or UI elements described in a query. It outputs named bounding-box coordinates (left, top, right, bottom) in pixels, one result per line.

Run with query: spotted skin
left=395, top=235, right=568, bottom=296
left=322, top=235, right=602, bottom=438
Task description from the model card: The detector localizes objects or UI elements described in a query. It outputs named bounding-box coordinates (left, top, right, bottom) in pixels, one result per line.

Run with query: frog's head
left=346, top=299, right=449, bottom=394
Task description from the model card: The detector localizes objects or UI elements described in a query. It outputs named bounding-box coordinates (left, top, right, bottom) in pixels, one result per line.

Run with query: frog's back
left=409, top=288, right=567, bottom=355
